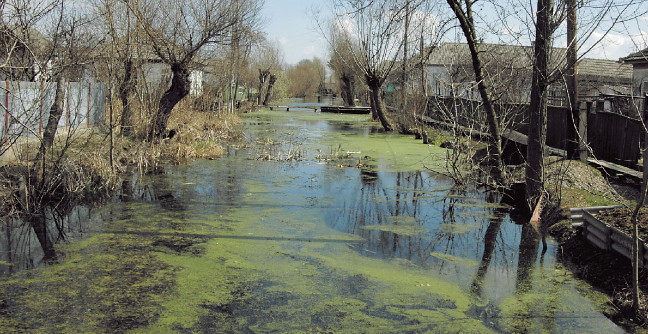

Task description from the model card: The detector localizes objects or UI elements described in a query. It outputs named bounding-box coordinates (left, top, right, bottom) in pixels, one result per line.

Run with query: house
left=417, top=42, right=632, bottom=106
left=0, top=26, right=51, bottom=81
left=620, top=47, right=648, bottom=111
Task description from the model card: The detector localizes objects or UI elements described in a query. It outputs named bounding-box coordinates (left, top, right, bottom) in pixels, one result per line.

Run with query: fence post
left=87, top=83, right=92, bottom=128
left=66, top=82, right=70, bottom=128
left=578, top=101, right=590, bottom=162
left=4, top=81, right=9, bottom=144
left=39, top=80, right=45, bottom=136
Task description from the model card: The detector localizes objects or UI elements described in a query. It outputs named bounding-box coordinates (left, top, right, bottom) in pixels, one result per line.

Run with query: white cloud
left=582, top=31, right=639, bottom=60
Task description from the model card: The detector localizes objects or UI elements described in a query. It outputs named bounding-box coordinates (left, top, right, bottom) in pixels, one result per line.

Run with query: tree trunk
left=148, top=63, right=190, bottom=141
left=565, top=0, right=579, bottom=158
left=119, top=59, right=137, bottom=137
left=419, top=25, right=428, bottom=97
left=526, top=0, right=552, bottom=208
left=34, top=75, right=66, bottom=179
left=401, top=0, right=410, bottom=110
left=368, top=89, right=378, bottom=120
left=29, top=212, right=56, bottom=261
left=262, top=74, right=276, bottom=106
left=257, top=69, right=269, bottom=106
left=446, top=0, right=504, bottom=184
left=340, top=74, right=356, bottom=107
left=367, top=80, right=393, bottom=131
left=631, top=101, right=648, bottom=315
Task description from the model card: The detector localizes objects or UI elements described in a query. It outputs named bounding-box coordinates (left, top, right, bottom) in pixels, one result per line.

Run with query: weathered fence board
left=587, top=111, right=641, bottom=168
left=427, top=96, right=643, bottom=169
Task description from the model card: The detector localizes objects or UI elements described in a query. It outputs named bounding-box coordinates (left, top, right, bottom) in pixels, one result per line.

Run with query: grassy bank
left=0, top=107, right=243, bottom=215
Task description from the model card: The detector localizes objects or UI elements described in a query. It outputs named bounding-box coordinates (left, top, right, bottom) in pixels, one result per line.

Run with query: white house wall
left=139, top=62, right=205, bottom=97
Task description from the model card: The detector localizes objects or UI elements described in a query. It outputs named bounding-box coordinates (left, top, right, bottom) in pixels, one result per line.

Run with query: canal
left=0, top=106, right=623, bottom=333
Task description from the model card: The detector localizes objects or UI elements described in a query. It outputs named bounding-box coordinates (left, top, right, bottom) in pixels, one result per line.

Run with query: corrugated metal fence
left=0, top=80, right=106, bottom=140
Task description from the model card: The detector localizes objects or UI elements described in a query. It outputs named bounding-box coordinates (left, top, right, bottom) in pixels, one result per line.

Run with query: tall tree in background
left=96, top=0, right=139, bottom=137
left=328, top=26, right=359, bottom=107
left=126, top=0, right=262, bottom=140
left=332, top=0, right=413, bottom=132
left=286, top=58, right=325, bottom=97
left=252, top=39, right=282, bottom=105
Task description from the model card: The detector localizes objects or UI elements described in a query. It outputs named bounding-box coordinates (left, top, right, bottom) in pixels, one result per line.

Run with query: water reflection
left=0, top=205, right=95, bottom=275
left=321, top=166, right=555, bottom=302
left=0, top=108, right=625, bottom=332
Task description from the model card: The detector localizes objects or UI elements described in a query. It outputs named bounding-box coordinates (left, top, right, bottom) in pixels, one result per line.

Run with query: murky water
left=0, top=106, right=624, bottom=333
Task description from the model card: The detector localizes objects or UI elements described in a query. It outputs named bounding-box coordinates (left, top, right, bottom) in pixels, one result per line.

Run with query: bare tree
left=126, top=0, right=263, bottom=140
left=331, top=0, right=417, bottom=132
left=445, top=0, right=505, bottom=184
left=93, top=0, right=141, bottom=137
left=251, top=39, right=282, bottom=105
left=328, top=24, right=360, bottom=107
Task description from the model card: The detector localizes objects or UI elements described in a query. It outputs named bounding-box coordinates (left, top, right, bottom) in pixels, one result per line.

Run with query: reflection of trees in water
left=337, top=170, right=489, bottom=265
left=0, top=158, right=250, bottom=276
left=335, top=169, right=551, bottom=301
left=0, top=205, right=94, bottom=276
left=470, top=207, right=505, bottom=297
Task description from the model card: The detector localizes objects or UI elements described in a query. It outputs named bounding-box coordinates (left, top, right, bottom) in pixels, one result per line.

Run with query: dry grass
left=160, top=105, right=242, bottom=162
left=0, top=102, right=244, bottom=215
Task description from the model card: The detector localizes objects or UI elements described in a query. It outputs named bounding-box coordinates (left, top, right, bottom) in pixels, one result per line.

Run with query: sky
left=261, top=0, right=329, bottom=65
left=262, top=1, right=648, bottom=66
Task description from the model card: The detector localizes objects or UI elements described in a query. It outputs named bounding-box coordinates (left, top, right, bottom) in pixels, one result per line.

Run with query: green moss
left=361, top=224, right=428, bottom=236
left=429, top=252, right=479, bottom=267
left=246, top=110, right=450, bottom=173
left=0, top=231, right=176, bottom=333
left=497, top=265, right=620, bottom=333
left=560, top=187, right=622, bottom=208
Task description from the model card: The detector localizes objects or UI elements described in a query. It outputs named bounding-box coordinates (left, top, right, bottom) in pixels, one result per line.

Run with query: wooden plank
left=320, top=106, right=371, bottom=114
left=587, top=157, right=642, bottom=179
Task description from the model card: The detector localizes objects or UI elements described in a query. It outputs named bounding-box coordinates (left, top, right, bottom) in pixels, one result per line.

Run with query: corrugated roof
left=578, top=58, right=632, bottom=79
left=621, top=48, right=648, bottom=63
left=423, top=42, right=629, bottom=80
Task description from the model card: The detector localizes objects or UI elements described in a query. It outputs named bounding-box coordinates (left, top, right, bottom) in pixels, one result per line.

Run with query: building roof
left=422, top=42, right=630, bottom=81
left=422, top=42, right=568, bottom=70
left=620, top=48, right=648, bottom=64
left=578, top=58, right=632, bottom=80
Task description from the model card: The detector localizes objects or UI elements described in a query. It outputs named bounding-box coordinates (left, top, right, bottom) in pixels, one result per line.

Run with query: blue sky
left=262, top=1, right=648, bottom=66
left=261, top=0, right=329, bottom=65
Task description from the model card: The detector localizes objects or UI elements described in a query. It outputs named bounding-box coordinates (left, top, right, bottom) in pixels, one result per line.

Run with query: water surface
left=0, top=108, right=622, bottom=333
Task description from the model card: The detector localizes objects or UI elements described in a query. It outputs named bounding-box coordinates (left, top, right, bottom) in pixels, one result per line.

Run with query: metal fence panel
left=0, top=80, right=105, bottom=143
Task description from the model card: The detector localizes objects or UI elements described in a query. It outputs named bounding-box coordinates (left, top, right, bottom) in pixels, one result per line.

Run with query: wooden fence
left=0, top=80, right=106, bottom=141
left=588, top=111, right=642, bottom=167
left=427, top=96, right=643, bottom=168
